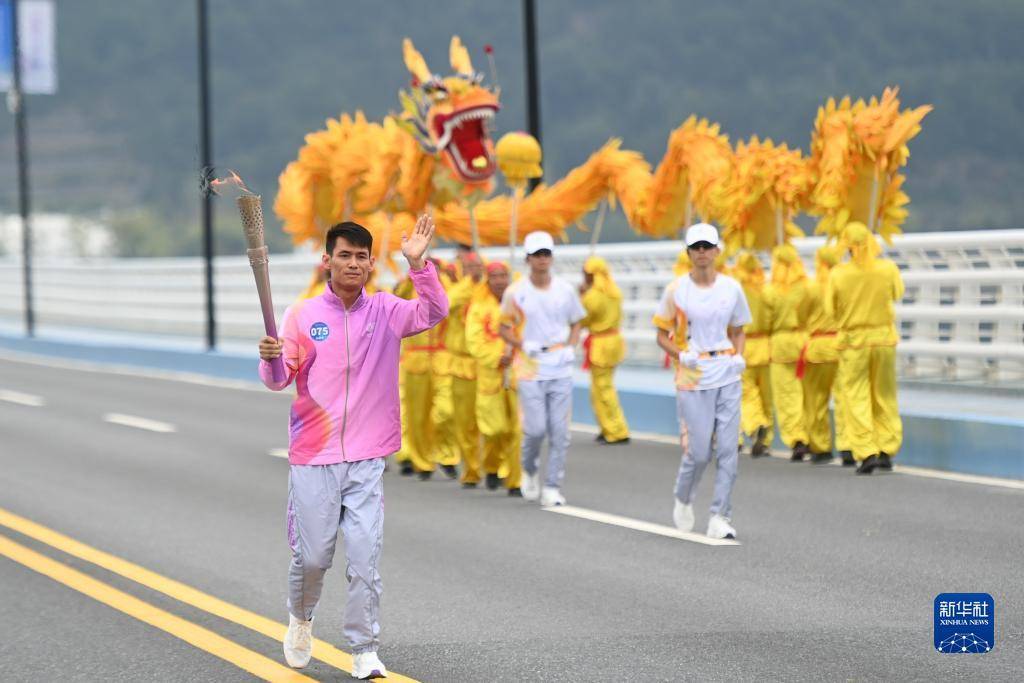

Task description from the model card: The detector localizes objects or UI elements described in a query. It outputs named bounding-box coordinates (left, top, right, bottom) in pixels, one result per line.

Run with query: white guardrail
left=1, top=230, right=1022, bottom=384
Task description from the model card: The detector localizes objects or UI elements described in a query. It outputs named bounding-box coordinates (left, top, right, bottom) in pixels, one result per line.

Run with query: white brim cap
left=685, top=222, right=720, bottom=247
left=524, top=230, right=555, bottom=255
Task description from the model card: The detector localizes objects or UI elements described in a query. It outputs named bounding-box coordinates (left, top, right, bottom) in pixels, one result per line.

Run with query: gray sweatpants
left=674, top=380, right=741, bottom=519
left=286, top=458, right=385, bottom=654
left=518, top=376, right=573, bottom=489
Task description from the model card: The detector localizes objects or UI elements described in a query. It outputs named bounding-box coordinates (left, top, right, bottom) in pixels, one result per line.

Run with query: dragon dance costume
left=580, top=256, right=630, bottom=444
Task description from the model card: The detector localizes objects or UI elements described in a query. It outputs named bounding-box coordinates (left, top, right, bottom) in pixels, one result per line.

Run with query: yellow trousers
left=475, top=367, right=522, bottom=489
left=401, top=370, right=436, bottom=473
left=451, top=375, right=483, bottom=483
left=834, top=388, right=851, bottom=453
left=741, top=365, right=772, bottom=437
left=430, top=369, right=459, bottom=468
left=802, top=361, right=836, bottom=454
left=396, top=373, right=411, bottom=465
left=770, top=361, right=807, bottom=447
left=836, top=345, right=902, bottom=461
left=589, top=366, right=629, bottom=442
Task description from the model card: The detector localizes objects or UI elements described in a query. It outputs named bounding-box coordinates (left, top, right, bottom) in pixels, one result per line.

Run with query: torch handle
left=248, top=246, right=286, bottom=383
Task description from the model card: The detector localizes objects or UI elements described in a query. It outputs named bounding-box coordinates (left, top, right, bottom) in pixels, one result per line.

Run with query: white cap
left=684, top=222, right=720, bottom=247
left=523, top=231, right=555, bottom=255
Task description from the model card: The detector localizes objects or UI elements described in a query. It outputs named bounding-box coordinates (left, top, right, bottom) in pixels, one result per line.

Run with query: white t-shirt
left=654, top=273, right=752, bottom=390
left=501, top=276, right=586, bottom=380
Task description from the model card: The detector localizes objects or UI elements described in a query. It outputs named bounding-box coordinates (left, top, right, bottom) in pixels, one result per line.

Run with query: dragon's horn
left=403, top=38, right=432, bottom=83
left=449, top=36, right=474, bottom=76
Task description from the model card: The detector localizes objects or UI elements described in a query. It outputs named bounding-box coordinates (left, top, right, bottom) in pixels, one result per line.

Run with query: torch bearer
left=237, top=194, right=286, bottom=383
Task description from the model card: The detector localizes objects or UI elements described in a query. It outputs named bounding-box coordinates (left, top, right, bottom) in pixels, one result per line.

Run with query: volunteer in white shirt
left=654, top=224, right=752, bottom=539
left=500, top=231, right=586, bottom=507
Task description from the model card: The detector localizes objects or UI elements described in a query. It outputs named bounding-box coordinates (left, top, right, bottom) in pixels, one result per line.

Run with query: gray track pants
left=674, top=380, right=741, bottom=519
left=286, top=458, right=385, bottom=654
left=518, top=376, right=573, bottom=489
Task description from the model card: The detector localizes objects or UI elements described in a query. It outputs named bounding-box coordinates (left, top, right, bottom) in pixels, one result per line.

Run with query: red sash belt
left=796, top=332, right=836, bottom=379
left=583, top=329, right=619, bottom=370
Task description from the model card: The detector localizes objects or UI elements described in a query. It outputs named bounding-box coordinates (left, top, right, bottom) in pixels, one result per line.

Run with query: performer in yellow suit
left=394, top=264, right=457, bottom=479
left=797, top=245, right=845, bottom=464
left=764, top=244, right=810, bottom=461
left=827, top=222, right=904, bottom=474
left=465, top=261, right=523, bottom=496
left=580, top=256, right=631, bottom=444
left=733, top=253, right=772, bottom=457
left=445, top=253, right=486, bottom=488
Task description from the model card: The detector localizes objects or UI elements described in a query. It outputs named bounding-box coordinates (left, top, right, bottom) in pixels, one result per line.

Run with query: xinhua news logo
left=934, top=593, right=994, bottom=654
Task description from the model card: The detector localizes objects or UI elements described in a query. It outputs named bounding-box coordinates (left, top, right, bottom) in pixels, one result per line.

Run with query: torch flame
left=202, top=167, right=256, bottom=198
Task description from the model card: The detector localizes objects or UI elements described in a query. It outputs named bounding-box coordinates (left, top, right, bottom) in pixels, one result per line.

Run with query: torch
left=237, top=194, right=286, bottom=383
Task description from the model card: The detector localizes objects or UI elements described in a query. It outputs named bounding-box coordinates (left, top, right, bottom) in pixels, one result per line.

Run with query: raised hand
left=401, top=213, right=435, bottom=270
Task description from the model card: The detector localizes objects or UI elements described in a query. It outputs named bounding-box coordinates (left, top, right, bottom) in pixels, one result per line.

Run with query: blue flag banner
left=0, top=0, right=13, bottom=91
left=0, top=0, right=56, bottom=94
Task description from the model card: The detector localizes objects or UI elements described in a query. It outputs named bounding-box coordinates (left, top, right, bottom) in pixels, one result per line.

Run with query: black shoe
left=595, top=434, right=608, bottom=444
left=840, top=450, right=855, bottom=466
left=485, top=473, right=501, bottom=490
left=400, top=462, right=415, bottom=476
left=753, top=427, right=769, bottom=453
left=605, top=437, right=631, bottom=446
left=440, top=464, right=459, bottom=480
left=507, top=487, right=523, bottom=497
left=810, top=451, right=834, bottom=464
left=790, top=443, right=806, bottom=462
left=877, top=453, right=893, bottom=471
left=856, top=455, right=879, bottom=475
left=461, top=482, right=478, bottom=489
left=417, top=470, right=433, bottom=481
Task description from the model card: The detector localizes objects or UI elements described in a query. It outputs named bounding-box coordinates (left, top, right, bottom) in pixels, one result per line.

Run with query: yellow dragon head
left=395, top=36, right=500, bottom=190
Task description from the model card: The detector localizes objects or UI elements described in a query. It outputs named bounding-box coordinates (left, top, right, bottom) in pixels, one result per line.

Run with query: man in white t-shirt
left=653, top=223, right=752, bottom=539
left=500, top=231, right=586, bottom=506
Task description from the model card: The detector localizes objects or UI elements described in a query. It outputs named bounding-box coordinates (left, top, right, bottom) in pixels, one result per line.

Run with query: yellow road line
left=0, top=533, right=313, bottom=683
left=0, top=507, right=420, bottom=682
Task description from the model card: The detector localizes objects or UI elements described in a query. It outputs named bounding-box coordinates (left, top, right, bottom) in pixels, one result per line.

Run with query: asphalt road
left=1, top=355, right=1021, bottom=682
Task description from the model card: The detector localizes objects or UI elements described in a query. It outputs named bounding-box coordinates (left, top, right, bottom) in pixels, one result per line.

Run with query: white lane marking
left=891, top=464, right=1024, bottom=490
left=268, top=448, right=288, bottom=459
left=764, top=449, right=1024, bottom=491
left=3, top=351, right=1021, bottom=492
left=0, top=389, right=46, bottom=407
left=544, top=505, right=741, bottom=546
left=103, top=413, right=177, bottom=434
left=0, top=350, right=269, bottom=394
left=570, top=421, right=680, bottom=446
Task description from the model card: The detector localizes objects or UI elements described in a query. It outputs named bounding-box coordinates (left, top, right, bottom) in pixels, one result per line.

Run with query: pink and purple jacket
left=259, top=262, right=448, bottom=465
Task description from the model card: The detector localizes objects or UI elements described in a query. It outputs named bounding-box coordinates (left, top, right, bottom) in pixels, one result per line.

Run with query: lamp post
left=196, top=0, right=215, bottom=350
left=9, top=0, right=34, bottom=336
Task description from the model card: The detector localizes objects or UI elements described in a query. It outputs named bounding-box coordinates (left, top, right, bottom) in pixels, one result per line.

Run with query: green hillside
left=0, top=0, right=1021, bottom=255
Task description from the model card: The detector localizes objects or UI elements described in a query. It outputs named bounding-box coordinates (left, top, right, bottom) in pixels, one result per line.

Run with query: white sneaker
left=706, top=514, right=737, bottom=540
left=540, top=486, right=566, bottom=507
left=672, top=499, right=695, bottom=532
left=283, top=614, right=313, bottom=668
left=351, top=651, right=388, bottom=679
left=521, top=471, right=541, bottom=501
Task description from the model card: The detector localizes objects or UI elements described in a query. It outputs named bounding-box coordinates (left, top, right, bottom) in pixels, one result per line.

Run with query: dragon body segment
left=274, top=38, right=928, bottom=257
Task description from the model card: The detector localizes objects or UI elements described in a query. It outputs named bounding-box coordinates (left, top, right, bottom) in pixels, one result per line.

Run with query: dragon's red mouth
left=432, top=105, right=498, bottom=182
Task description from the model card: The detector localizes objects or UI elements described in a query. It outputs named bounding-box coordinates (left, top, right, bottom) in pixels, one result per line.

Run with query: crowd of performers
left=263, top=216, right=905, bottom=674
left=297, top=221, right=903, bottom=540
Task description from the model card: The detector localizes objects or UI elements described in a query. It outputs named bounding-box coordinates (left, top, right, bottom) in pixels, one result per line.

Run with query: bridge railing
left=0, top=229, right=1021, bottom=384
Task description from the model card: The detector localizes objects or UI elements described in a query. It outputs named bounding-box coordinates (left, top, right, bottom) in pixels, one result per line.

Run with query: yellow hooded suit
left=764, top=244, right=810, bottom=453
left=827, top=223, right=904, bottom=462
left=580, top=256, right=630, bottom=443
